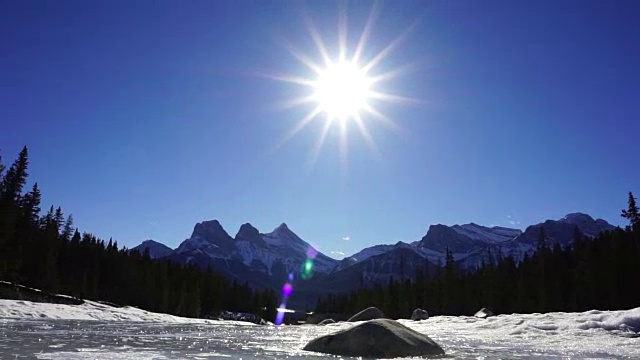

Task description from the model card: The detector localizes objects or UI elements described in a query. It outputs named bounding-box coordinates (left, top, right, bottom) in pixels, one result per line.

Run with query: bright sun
left=268, top=3, right=415, bottom=167
left=313, top=61, right=371, bottom=122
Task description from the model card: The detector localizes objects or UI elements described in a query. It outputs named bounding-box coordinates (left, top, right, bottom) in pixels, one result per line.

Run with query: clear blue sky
left=1, top=0, right=638, bottom=259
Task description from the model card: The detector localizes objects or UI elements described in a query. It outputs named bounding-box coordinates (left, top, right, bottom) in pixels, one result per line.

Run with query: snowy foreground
left=0, top=299, right=251, bottom=324
left=0, top=300, right=639, bottom=359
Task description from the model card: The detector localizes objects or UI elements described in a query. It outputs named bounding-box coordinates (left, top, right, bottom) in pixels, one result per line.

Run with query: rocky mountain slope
left=134, top=212, right=615, bottom=297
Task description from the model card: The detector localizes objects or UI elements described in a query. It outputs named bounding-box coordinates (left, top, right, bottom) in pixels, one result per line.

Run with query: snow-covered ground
left=0, top=300, right=638, bottom=359
left=0, top=299, right=252, bottom=325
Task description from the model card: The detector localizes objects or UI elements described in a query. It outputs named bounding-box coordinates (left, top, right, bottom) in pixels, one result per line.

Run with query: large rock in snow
left=348, top=307, right=386, bottom=322
left=411, top=308, right=429, bottom=321
left=475, top=307, right=494, bottom=318
left=303, top=318, right=445, bottom=358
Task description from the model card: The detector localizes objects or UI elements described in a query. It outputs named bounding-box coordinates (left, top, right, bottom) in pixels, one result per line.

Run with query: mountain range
left=131, top=212, right=615, bottom=307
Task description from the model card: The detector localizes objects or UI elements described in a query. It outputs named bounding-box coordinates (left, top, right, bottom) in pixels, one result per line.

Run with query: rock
left=303, top=318, right=445, bottom=358
left=411, top=308, right=429, bottom=321
left=475, top=307, right=494, bottom=318
left=347, top=307, right=386, bottom=322
left=318, top=318, right=336, bottom=325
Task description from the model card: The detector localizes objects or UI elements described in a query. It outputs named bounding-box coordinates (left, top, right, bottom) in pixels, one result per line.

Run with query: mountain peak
left=235, top=223, right=264, bottom=244
left=190, top=219, right=225, bottom=237
left=131, top=239, right=172, bottom=259
left=274, top=222, right=291, bottom=233
left=559, top=212, right=595, bottom=224
left=183, top=219, right=234, bottom=251
left=197, top=219, right=223, bottom=228
left=237, top=222, right=259, bottom=235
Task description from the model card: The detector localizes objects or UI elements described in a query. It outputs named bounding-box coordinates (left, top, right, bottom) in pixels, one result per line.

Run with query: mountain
left=174, top=220, right=236, bottom=258
left=133, top=212, right=615, bottom=307
left=130, top=240, right=172, bottom=259
left=311, top=242, right=436, bottom=291
left=343, top=213, right=614, bottom=279
left=333, top=244, right=398, bottom=272
left=165, top=220, right=338, bottom=289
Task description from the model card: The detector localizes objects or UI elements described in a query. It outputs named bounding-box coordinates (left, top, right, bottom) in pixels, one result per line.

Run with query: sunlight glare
left=269, top=3, right=415, bottom=168
left=313, top=61, right=371, bottom=122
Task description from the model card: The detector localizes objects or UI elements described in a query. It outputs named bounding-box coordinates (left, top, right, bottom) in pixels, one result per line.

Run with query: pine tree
left=0, top=147, right=30, bottom=277
left=0, top=150, right=5, bottom=181
left=61, top=215, right=74, bottom=241
left=621, top=192, right=640, bottom=232
left=53, top=207, right=64, bottom=234
left=21, top=183, right=42, bottom=225
left=0, top=146, right=29, bottom=203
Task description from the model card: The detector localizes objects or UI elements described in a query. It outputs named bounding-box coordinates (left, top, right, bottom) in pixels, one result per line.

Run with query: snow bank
left=400, top=307, right=640, bottom=359
left=576, top=308, right=640, bottom=333
left=0, top=299, right=253, bottom=325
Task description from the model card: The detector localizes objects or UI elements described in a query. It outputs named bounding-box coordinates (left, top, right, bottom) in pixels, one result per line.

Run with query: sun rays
left=270, top=3, right=416, bottom=168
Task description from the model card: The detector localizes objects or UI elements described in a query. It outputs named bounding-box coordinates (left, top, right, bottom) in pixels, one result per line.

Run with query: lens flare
left=275, top=303, right=286, bottom=326
left=301, top=258, right=315, bottom=280
left=306, top=246, right=318, bottom=259
left=304, top=259, right=313, bottom=272
left=282, top=283, right=294, bottom=297
left=275, top=248, right=322, bottom=324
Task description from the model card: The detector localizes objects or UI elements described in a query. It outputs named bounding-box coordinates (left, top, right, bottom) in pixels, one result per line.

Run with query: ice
left=0, top=300, right=638, bottom=359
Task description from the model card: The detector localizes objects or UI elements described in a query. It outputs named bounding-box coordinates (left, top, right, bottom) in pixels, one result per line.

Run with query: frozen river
left=0, top=300, right=639, bottom=359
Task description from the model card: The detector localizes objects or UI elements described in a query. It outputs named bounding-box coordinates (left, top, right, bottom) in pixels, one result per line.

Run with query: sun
left=313, top=60, right=372, bottom=122
left=266, top=3, right=416, bottom=168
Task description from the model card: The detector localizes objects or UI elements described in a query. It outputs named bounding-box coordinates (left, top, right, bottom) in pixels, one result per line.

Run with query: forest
left=0, top=146, right=278, bottom=320
left=317, top=193, right=640, bottom=318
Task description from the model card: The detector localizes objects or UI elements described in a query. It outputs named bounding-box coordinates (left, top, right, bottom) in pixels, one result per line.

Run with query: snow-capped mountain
left=451, top=223, right=522, bottom=244
left=133, top=212, right=616, bottom=300
left=231, top=222, right=338, bottom=275
left=340, top=213, right=615, bottom=282
left=310, top=242, right=435, bottom=292
left=130, top=240, right=173, bottom=259
left=332, top=243, right=399, bottom=272
left=174, top=220, right=236, bottom=258
left=164, top=220, right=338, bottom=288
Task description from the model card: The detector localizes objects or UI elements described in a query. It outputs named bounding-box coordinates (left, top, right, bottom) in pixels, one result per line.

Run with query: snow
left=347, top=244, right=401, bottom=262
left=262, top=223, right=294, bottom=247
left=0, top=299, right=252, bottom=325
left=405, top=308, right=640, bottom=359
left=0, top=302, right=638, bottom=359
left=559, top=212, right=595, bottom=224
left=452, top=223, right=522, bottom=244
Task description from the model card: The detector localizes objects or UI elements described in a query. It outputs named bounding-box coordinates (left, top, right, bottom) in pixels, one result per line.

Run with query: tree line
left=0, top=146, right=277, bottom=320
left=317, top=193, right=640, bottom=318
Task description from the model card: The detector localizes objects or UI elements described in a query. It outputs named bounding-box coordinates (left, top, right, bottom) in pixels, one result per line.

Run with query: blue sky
left=1, top=0, right=638, bottom=259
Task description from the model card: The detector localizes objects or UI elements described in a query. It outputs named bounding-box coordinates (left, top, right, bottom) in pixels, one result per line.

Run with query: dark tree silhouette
left=621, top=192, right=640, bottom=232
left=0, top=146, right=278, bottom=319
left=317, top=196, right=640, bottom=317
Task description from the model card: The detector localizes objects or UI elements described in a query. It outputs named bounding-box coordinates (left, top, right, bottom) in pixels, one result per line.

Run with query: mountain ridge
left=134, top=212, right=616, bottom=296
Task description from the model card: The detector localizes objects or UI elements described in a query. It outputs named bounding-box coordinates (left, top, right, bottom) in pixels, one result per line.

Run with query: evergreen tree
left=621, top=191, right=640, bottom=232
left=53, top=207, right=64, bottom=234
left=0, top=146, right=28, bottom=203
left=0, top=147, right=29, bottom=278
left=317, top=192, right=640, bottom=317
left=0, top=150, right=5, bottom=181
left=21, top=183, right=42, bottom=225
